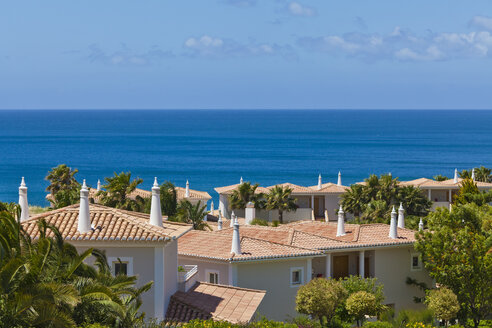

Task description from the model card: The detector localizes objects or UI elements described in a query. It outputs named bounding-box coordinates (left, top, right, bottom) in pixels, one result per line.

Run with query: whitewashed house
left=178, top=207, right=433, bottom=321
left=18, top=178, right=264, bottom=323
left=215, top=173, right=348, bottom=222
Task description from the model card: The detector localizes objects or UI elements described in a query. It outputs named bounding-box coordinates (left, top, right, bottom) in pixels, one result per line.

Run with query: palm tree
left=341, top=184, right=367, bottom=217
left=98, top=172, right=144, bottom=211
left=396, top=186, right=432, bottom=217
left=474, top=166, right=492, bottom=183
left=459, top=169, right=472, bottom=179
left=160, top=181, right=178, bottom=218
left=265, top=185, right=297, bottom=224
left=433, top=174, right=449, bottom=181
left=45, top=164, right=81, bottom=208
left=175, top=200, right=210, bottom=230
left=0, top=208, right=152, bottom=328
left=229, top=182, right=264, bottom=210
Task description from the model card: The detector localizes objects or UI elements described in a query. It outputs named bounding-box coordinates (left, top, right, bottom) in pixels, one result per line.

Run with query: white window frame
left=205, top=269, right=220, bottom=284
left=410, top=253, right=422, bottom=271
left=290, top=267, right=304, bottom=287
left=108, top=257, right=134, bottom=276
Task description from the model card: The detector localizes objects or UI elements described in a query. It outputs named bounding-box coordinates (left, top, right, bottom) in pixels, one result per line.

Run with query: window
left=206, top=270, right=219, bottom=284
left=114, top=262, right=128, bottom=275
left=108, top=257, right=133, bottom=276
left=410, top=253, right=422, bottom=271
left=290, top=267, right=304, bottom=287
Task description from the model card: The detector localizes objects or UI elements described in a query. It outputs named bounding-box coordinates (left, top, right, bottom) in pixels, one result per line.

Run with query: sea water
left=0, top=109, right=491, bottom=206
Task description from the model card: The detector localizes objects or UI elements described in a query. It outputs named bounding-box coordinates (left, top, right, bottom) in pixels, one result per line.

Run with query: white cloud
left=469, top=15, right=492, bottom=31
left=298, top=25, right=492, bottom=62
left=183, top=35, right=297, bottom=60
left=87, top=44, right=173, bottom=66
left=288, top=2, right=316, bottom=17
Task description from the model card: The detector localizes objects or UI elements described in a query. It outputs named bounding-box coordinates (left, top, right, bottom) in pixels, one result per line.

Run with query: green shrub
left=394, top=309, right=434, bottom=327
left=271, top=220, right=280, bottom=227
left=362, top=321, right=393, bottom=328
left=346, top=291, right=379, bottom=326
left=251, top=218, right=269, bottom=226
left=425, top=287, right=460, bottom=323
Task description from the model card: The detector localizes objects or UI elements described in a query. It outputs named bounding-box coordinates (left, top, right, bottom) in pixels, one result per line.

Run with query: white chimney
left=389, top=206, right=398, bottom=239
left=185, top=180, right=190, bottom=198
left=150, top=177, right=163, bottom=226
left=317, top=174, right=322, bottom=190
left=18, top=177, right=29, bottom=222
left=454, top=168, right=458, bottom=183
left=210, top=201, right=214, bottom=214
left=230, top=211, right=236, bottom=227
left=418, top=218, right=424, bottom=231
left=231, top=220, right=241, bottom=255
left=78, top=179, right=91, bottom=233
left=337, top=171, right=342, bottom=186
left=471, top=168, right=476, bottom=181
left=245, top=202, right=255, bottom=225
left=336, top=205, right=346, bottom=237
left=97, top=179, right=101, bottom=191
left=240, top=176, right=243, bottom=184
left=217, top=210, right=223, bottom=230
left=397, top=202, right=405, bottom=229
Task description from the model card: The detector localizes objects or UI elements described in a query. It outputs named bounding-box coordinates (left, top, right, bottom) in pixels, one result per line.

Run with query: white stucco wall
left=324, top=194, right=342, bottom=221
left=77, top=245, right=156, bottom=317
left=235, top=258, right=312, bottom=321
left=374, top=247, right=433, bottom=312
left=163, top=240, right=178, bottom=316
left=178, top=256, right=230, bottom=285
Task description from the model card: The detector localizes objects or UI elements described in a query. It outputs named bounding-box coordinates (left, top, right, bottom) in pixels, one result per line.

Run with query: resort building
left=401, top=169, right=492, bottom=210
left=20, top=178, right=263, bottom=323
left=215, top=173, right=348, bottom=222
left=178, top=209, right=433, bottom=321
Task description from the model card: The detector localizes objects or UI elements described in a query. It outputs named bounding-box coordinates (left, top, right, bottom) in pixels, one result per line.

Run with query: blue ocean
left=0, top=110, right=491, bottom=206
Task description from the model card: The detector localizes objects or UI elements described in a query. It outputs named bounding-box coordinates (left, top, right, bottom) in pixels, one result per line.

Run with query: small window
left=108, top=257, right=133, bottom=276
left=206, top=270, right=220, bottom=284
left=208, top=272, right=219, bottom=284
left=290, top=267, right=304, bottom=286
left=411, top=253, right=422, bottom=271
left=114, top=262, right=128, bottom=275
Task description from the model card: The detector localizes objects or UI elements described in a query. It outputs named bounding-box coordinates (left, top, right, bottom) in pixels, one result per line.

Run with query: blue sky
left=1, top=0, right=492, bottom=109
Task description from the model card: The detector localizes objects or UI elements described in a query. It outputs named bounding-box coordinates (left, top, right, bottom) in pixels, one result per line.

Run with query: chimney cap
left=20, top=177, right=26, bottom=187
left=82, top=179, right=88, bottom=190
left=153, top=177, right=159, bottom=188
left=246, top=201, right=254, bottom=208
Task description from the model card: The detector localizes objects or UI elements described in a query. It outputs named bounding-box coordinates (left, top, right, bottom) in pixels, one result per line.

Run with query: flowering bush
left=405, top=322, right=434, bottom=328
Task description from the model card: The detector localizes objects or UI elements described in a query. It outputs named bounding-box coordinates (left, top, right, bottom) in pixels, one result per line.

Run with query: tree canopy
left=341, top=174, right=431, bottom=224
left=97, top=172, right=145, bottom=212
left=265, top=185, right=297, bottom=224
left=415, top=204, right=491, bottom=328
left=228, top=182, right=264, bottom=210
left=45, top=164, right=81, bottom=209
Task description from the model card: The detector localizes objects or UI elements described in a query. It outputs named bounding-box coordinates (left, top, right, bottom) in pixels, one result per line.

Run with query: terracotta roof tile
left=178, top=229, right=323, bottom=262
left=214, top=184, right=269, bottom=195
left=179, top=220, right=417, bottom=260
left=309, top=183, right=349, bottom=193
left=22, top=204, right=192, bottom=242
left=165, top=282, right=265, bottom=324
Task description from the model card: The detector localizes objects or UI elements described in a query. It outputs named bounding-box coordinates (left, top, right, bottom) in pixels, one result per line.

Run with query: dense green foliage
left=0, top=209, right=151, bottom=328
left=425, top=287, right=460, bottom=324
left=415, top=203, right=492, bottom=328
left=346, top=291, right=378, bottom=326
left=341, top=174, right=431, bottom=223
left=174, top=200, right=210, bottom=230
left=453, top=179, right=492, bottom=206
left=228, top=182, right=265, bottom=210
left=265, top=185, right=297, bottom=224
left=97, top=172, right=146, bottom=211
left=296, top=278, right=347, bottom=323
left=45, top=164, right=81, bottom=208
left=159, top=181, right=178, bottom=218
left=459, top=166, right=492, bottom=183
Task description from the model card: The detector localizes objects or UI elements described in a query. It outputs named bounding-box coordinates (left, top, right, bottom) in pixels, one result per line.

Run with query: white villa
left=401, top=169, right=492, bottom=210
left=216, top=173, right=348, bottom=222
left=18, top=178, right=263, bottom=324
left=216, top=170, right=492, bottom=223
left=178, top=206, right=433, bottom=321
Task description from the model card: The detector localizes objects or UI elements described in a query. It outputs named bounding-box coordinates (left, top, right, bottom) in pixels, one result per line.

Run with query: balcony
left=178, top=265, right=198, bottom=292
